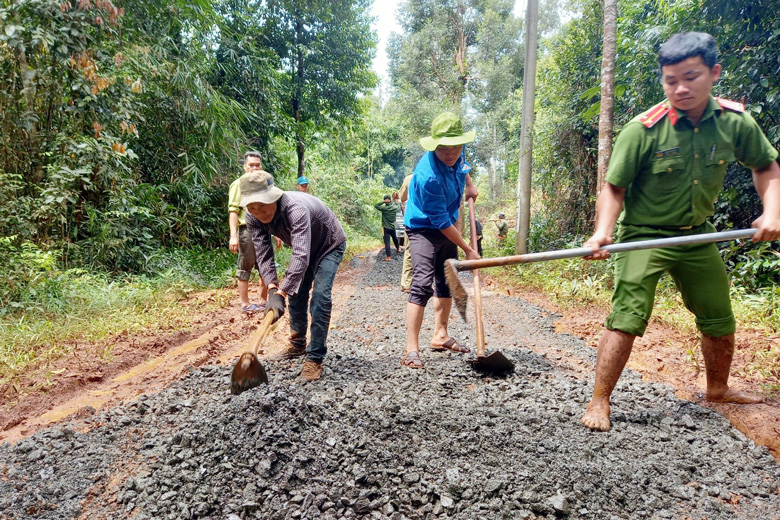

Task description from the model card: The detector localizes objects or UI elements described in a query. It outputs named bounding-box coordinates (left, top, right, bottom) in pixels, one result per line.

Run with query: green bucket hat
left=419, top=112, right=476, bottom=152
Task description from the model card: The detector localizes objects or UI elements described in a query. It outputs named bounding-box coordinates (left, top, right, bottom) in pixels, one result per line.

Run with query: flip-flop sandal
left=430, top=338, right=470, bottom=353
left=401, top=351, right=424, bottom=369
left=241, top=303, right=263, bottom=312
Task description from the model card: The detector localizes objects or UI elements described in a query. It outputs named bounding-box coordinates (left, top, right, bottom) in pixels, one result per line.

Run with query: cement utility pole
left=515, top=0, right=539, bottom=254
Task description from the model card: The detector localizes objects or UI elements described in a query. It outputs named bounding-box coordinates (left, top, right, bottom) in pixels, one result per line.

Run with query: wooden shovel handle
left=467, top=199, right=486, bottom=358
left=248, top=311, right=275, bottom=356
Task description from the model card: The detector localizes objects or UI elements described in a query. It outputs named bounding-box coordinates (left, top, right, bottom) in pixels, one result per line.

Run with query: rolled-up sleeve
left=228, top=180, right=242, bottom=214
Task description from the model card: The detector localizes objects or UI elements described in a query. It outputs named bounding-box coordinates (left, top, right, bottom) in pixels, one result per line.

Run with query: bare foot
left=706, top=388, right=764, bottom=404
left=580, top=400, right=611, bottom=431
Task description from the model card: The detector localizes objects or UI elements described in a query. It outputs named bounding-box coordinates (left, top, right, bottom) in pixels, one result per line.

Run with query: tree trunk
left=18, top=47, right=43, bottom=182
left=295, top=17, right=305, bottom=177
left=597, top=0, right=617, bottom=194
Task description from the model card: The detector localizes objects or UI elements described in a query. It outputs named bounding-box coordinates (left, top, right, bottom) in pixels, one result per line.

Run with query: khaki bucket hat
left=239, top=170, right=284, bottom=206
left=419, top=112, right=476, bottom=152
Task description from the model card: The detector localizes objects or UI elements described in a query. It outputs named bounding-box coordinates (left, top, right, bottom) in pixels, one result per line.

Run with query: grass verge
left=0, top=248, right=237, bottom=383
left=1, top=236, right=383, bottom=385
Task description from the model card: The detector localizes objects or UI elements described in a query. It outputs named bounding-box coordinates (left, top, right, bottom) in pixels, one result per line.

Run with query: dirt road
left=1, top=252, right=779, bottom=519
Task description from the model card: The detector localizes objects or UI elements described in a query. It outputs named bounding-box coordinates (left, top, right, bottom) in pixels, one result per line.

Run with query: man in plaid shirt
left=241, top=170, right=346, bottom=381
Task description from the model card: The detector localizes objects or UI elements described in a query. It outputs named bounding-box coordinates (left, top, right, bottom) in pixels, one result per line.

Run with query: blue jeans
left=288, top=241, right=345, bottom=362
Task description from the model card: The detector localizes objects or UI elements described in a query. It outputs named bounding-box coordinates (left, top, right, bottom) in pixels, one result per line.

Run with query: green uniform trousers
left=606, top=224, right=736, bottom=338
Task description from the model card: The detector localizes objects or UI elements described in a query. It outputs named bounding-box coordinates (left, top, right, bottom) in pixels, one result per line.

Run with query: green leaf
left=579, top=85, right=601, bottom=100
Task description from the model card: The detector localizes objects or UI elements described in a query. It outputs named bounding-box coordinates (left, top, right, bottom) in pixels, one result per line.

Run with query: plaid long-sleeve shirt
left=245, top=192, right=346, bottom=296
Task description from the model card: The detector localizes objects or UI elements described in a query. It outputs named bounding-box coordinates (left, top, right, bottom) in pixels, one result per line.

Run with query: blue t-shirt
left=404, top=151, right=471, bottom=230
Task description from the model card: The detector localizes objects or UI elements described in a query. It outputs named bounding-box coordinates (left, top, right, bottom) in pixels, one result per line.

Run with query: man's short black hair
left=243, top=150, right=262, bottom=163
left=384, top=195, right=391, bottom=200
left=658, top=32, right=718, bottom=69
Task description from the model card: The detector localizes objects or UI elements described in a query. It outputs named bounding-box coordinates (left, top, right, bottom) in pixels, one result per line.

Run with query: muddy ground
left=1, top=251, right=779, bottom=519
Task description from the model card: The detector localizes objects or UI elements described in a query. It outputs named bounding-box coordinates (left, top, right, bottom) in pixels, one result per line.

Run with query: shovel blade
left=230, top=352, right=269, bottom=395
left=470, top=350, right=515, bottom=374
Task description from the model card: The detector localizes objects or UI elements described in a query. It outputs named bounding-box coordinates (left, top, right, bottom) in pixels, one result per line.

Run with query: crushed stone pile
left=1, top=253, right=779, bottom=519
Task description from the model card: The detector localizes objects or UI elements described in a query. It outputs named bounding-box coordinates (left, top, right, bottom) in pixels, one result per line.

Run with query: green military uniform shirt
left=228, top=177, right=246, bottom=226
left=496, top=219, right=508, bottom=235
left=606, top=96, right=778, bottom=228
left=374, top=201, right=400, bottom=229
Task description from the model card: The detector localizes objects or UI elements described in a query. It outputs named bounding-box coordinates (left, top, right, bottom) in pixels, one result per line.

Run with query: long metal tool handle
left=454, top=228, right=757, bottom=271
left=467, top=199, right=486, bottom=358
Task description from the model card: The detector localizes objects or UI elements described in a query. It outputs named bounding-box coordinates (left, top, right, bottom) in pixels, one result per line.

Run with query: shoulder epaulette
left=640, top=102, right=670, bottom=128
left=715, top=97, right=745, bottom=113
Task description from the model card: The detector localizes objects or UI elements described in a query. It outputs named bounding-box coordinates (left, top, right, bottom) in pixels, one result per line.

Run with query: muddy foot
left=706, top=388, right=764, bottom=404
left=580, top=400, right=611, bottom=431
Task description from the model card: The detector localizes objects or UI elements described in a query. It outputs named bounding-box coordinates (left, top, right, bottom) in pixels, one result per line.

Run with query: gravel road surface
left=1, top=253, right=778, bottom=519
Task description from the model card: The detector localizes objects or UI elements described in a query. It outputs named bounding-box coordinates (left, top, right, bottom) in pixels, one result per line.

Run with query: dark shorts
left=606, top=223, right=735, bottom=337
left=236, top=225, right=257, bottom=281
left=407, top=228, right=458, bottom=307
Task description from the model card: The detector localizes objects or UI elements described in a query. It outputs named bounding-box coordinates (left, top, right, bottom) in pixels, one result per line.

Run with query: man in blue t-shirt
left=401, top=112, right=480, bottom=369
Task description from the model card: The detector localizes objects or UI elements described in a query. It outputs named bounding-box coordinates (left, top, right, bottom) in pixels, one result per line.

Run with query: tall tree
left=262, top=0, right=377, bottom=176
left=596, top=0, right=617, bottom=191
left=388, top=0, right=481, bottom=143
left=469, top=0, right=523, bottom=202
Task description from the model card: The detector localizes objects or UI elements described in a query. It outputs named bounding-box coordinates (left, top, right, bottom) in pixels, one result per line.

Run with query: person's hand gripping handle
left=265, top=288, right=286, bottom=324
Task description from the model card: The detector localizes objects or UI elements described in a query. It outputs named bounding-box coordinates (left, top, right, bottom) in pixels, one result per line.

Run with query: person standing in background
left=494, top=213, right=508, bottom=246
left=297, top=176, right=310, bottom=193
left=398, top=174, right=414, bottom=292
left=474, top=218, right=484, bottom=257
left=229, top=151, right=268, bottom=312
left=375, top=195, right=401, bottom=261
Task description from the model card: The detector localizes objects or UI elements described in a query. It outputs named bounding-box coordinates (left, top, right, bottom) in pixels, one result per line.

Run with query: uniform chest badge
left=656, top=147, right=680, bottom=158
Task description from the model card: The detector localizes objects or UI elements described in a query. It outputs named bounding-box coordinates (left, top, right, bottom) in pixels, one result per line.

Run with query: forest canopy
left=1, top=0, right=779, bottom=313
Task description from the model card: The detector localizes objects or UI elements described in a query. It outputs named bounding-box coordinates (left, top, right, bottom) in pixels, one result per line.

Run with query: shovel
left=445, top=228, right=757, bottom=321
left=465, top=199, right=515, bottom=374
left=230, top=311, right=273, bottom=395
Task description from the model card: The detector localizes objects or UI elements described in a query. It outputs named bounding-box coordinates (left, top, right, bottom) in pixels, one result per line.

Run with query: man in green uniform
left=581, top=32, right=780, bottom=432
left=494, top=213, right=509, bottom=245
left=375, top=195, right=401, bottom=261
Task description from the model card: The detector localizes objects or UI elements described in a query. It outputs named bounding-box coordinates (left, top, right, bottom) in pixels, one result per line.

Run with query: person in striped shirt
left=240, top=170, right=346, bottom=382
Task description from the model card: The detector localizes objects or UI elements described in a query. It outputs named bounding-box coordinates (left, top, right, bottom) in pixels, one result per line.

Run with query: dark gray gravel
left=1, top=252, right=779, bottom=520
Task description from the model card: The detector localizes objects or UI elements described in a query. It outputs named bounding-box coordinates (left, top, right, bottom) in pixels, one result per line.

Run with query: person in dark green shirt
left=581, top=32, right=780, bottom=432
left=494, top=213, right=509, bottom=245
left=375, top=195, right=401, bottom=261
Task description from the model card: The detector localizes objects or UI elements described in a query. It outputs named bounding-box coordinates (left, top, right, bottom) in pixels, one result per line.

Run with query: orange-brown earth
left=2, top=255, right=778, bottom=461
